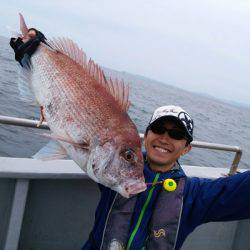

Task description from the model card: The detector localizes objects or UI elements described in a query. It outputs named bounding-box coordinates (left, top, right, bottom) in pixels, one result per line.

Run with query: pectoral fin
left=17, top=66, right=37, bottom=104
left=41, top=133, right=89, bottom=150
left=32, top=140, right=68, bottom=160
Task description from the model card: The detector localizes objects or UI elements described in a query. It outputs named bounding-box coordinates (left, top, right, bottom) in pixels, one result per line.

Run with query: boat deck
left=0, top=157, right=249, bottom=250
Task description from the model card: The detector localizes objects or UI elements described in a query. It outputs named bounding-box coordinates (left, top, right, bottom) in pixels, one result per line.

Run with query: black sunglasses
left=150, top=123, right=187, bottom=140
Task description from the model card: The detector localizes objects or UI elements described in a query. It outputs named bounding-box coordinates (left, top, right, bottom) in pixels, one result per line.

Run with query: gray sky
left=1, top=0, right=250, bottom=105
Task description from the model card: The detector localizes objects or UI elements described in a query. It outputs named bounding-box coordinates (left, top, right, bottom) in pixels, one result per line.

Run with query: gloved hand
left=36, top=31, right=46, bottom=42
left=9, top=29, right=46, bottom=66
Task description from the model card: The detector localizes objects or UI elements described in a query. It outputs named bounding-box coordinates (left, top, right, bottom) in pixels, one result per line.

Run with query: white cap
left=148, top=105, right=194, bottom=142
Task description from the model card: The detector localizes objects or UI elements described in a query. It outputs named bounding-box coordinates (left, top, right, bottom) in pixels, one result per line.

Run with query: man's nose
left=158, top=131, right=171, bottom=142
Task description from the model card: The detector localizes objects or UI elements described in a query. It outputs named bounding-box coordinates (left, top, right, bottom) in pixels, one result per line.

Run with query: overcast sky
left=1, top=0, right=250, bottom=105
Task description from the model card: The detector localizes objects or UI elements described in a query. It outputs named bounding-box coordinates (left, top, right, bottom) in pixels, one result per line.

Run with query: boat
left=0, top=115, right=249, bottom=250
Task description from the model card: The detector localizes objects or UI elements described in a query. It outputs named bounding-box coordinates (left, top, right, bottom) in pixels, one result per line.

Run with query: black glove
left=9, top=37, right=23, bottom=53
left=36, top=31, right=46, bottom=42
left=9, top=29, right=46, bottom=66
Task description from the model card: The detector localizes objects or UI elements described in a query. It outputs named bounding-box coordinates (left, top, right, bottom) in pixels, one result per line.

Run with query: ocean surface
left=1, top=36, right=250, bottom=170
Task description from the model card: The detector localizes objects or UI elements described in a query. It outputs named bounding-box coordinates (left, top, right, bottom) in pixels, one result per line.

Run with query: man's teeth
left=154, top=146, right=169, bottom=153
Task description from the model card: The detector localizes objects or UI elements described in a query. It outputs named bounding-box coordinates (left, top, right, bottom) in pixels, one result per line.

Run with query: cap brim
left=149, top=116, right=193, bottom=142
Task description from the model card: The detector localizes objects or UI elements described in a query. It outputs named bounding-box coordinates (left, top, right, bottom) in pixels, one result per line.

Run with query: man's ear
left=182, top=144, right=192, bottom=156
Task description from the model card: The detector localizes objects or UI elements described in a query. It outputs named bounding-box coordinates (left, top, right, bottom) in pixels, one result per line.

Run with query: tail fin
left=19, top=13, right=29, bottom=36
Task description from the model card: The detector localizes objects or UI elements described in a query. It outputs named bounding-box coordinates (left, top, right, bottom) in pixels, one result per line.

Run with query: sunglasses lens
left=150, top=123, right=166, bottom=134
left=168, top=130, right=185, bottom=140
left=150, top=124, right=186, bottom=140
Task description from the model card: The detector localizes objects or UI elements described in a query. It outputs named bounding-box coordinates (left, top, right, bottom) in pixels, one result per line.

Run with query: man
left=84, top=104, right=250, bottom=249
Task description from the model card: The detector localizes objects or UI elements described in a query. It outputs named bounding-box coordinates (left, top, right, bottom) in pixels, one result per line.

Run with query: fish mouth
left=124, top=181, right=147, bottom=197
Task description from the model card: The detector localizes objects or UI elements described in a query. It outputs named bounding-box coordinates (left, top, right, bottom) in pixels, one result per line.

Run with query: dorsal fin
left=47, top=38, right=130, bottom=112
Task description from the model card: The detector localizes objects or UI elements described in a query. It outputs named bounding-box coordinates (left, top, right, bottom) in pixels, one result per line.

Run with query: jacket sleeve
left=185, top=171, right=250, bottom=225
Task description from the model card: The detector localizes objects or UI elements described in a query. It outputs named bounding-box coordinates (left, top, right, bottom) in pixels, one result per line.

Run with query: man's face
left=144, top=119, right=192, bottom=172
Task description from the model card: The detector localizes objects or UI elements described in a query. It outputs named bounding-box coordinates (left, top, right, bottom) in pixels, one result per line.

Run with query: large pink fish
left=18, top=14, right=146, bottom=198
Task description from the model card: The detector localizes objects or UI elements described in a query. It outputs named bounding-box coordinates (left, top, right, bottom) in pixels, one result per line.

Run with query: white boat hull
left=0, top=157, right=249, bottom=250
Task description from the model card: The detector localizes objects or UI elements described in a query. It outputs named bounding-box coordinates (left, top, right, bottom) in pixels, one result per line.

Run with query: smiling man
left=144, top=106, right=192, bottom=173
left=82, top=105, right=250, bottom=250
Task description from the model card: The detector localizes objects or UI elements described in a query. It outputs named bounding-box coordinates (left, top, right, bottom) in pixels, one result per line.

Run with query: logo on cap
left=178, top=112, right=193, bottom=135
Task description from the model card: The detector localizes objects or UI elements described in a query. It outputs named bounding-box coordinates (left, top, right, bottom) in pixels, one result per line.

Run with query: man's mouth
left=153, top=145, right=172, bottom=153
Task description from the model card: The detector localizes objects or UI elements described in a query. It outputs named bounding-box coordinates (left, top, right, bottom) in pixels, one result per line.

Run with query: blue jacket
left=82, top=159, right=250, bottom=249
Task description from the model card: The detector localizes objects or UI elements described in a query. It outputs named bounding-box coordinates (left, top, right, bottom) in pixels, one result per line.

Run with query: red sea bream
left=18, top=14, right=146, bottom=198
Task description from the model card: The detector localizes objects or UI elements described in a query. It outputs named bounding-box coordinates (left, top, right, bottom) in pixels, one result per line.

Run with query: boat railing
left=0, top=115, right=243, bottom=175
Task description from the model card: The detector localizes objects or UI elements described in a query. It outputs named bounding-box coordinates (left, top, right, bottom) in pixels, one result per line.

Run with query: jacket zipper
left=126, top=173, right=160, bottom=250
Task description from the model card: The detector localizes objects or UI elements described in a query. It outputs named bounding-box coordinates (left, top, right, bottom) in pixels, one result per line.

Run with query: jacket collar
left=143, top=152, right=186, bottom=182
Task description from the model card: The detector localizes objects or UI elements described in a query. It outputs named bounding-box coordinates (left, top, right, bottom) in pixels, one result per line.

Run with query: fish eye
left=121, top=149, right=135, bottom=162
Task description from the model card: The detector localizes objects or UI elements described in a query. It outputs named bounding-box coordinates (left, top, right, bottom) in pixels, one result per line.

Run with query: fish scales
left=32, top=47, right=136, bottom=151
